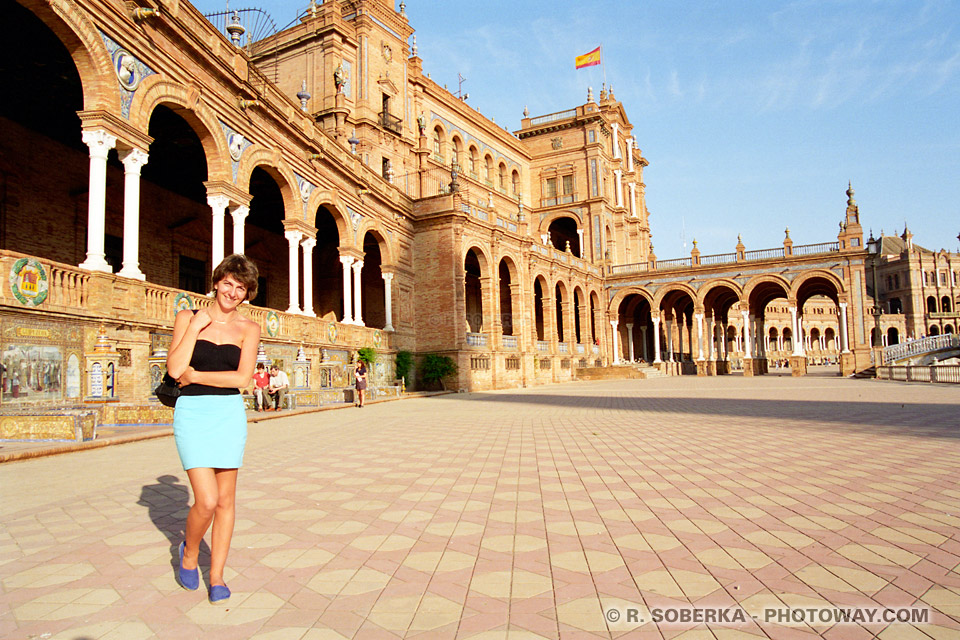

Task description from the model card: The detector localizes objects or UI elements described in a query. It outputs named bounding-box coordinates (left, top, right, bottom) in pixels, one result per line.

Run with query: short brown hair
left=212, top=254, right=259, bottom=301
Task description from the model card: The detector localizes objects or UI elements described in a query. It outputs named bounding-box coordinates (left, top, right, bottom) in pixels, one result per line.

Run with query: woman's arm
left=166, top=309, right=209, bottom=379
left=179, top=320, right=261, bottom=389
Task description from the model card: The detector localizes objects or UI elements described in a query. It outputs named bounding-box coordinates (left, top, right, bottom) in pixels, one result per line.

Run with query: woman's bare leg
left=208, top=468, right=238, bottom=586
left=183, top=467, right=219, bottom=571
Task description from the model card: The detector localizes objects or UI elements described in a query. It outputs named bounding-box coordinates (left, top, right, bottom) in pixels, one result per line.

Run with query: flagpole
left=601, top=43, right=606, bottom=88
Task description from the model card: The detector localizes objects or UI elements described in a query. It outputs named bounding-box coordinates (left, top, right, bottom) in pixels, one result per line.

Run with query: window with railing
left=470, top=355, right=490, bottom=370
left=505, top=357, right=521, bottom=370
left=539, top=357, right=551, bottom=370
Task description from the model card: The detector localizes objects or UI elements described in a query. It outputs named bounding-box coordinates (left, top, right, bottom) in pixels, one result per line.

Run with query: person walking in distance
left=354, top=359, right=367, bottom=408
left=166, top=254, right=260, bottom=604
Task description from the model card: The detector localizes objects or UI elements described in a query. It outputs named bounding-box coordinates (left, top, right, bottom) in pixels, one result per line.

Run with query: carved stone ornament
left=113, top=49, right=142, bottom=91
left=228, top=132, right=245, bottom=162
left=382, top=42, right=393, bottom=62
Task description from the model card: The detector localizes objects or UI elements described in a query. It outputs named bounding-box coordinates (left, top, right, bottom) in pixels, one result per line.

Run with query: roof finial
left=846, top=181, right=855, bottom=206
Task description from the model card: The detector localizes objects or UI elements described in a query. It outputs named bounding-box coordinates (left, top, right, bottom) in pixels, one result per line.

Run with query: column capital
left=339, top=254, right=355, bottom=267
left=81, top=129, right=117, bottom=158
left=119, top=147, right=149, bottom=172
left=300, top=236, right=317, bottom=251
left=284, top=229, right=304, bottom=244
left=625, top=322, right=634, bottom=329
left=208, top=194, right=230, bottom=212
left=351, top=259, right=364, bottom=271
left=230, top=205, right=250, bottom=222
left=382, top=272, right=394, bottom=282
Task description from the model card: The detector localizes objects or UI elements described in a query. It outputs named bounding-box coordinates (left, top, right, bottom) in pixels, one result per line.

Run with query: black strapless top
left=180, top=339, right=242, bottom=396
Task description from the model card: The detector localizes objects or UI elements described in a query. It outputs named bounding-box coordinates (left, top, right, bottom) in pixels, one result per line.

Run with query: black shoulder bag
left=154, top=373, right=181, bottom=408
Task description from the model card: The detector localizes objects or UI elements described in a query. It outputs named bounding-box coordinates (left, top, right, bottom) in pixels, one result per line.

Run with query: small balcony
left=502, top=335, right=518, bottom=350
left=466, top=332, right=488, bottom=348
left=379, top=111, right=402, bottom=135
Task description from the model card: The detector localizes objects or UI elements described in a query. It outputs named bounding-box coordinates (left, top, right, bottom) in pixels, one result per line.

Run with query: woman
left=252, top=363, right=270, bottom=411
left=354, top=360, right=367, bottom=408
left=166, top=254, right=260, bottom=604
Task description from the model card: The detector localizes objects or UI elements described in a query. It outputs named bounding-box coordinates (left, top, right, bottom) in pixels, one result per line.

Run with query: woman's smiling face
left=215, top=274, right=248, bottom=310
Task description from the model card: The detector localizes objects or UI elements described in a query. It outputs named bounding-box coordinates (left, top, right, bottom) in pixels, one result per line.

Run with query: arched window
left=889, top=297, right=902, bottom=314
left=433, top=126, right=445, bottom=163
left=484, top=155, right=494, bottom=185
left=468, top=146, right=478, bottom=176
left=511, top=170, right=520, bottom=195
left=451, top=136, right=463, bottom=168
left=886, top=327, right=899, bottom=345
left=941, top=296, right=951, bottom=313
left=929, top=325, right=940, bottom=336
left=927, top=296, right=938, bottom=313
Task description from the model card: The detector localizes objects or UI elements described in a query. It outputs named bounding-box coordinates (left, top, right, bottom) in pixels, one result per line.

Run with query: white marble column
left=839, top=303, right=850, bottom=353
left=664, top=318, right=674, bottom=362
left=231, top=205, right=249, bottom=255
left=628, top=182, right=637, bottom=218
left=640, top=326, right=649, bottom=361
left=352, top=260, right=364, bottom=326
left=696, top=313, right=705, bottom=360
left=612, top=123, right=621, bottom=158
left=301, top=237, right=316, bottom=317
left=340, top=256, right=354, bottom=324
left=614, top=169, right=623, bottom=208
left=383, top=272, right=395, bottom=331
left=576, top=229, right=584, bottom=258
left=798, top=316, right=806, bottom=355
left=790, top=307, right=800, bottom=355
left=284, top=229, right=303, bottom=314
left=626, top=322, right=635, bottom=361
left=79, top=130, right=117, bottom=273
left=117, top=148, right=148, bottom=280
left=652, top=316, right=662, bottom=364
left=208, top=195, right=229, bottom=271
left=626, top=136, right=634, bottom=171
left=742, top=310, right=753, bottom=359
left=610, top=319, right=620, bottom=364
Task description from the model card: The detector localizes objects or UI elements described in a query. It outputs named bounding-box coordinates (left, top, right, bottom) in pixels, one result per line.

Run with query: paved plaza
left=1, top=376, right=959, bottom=639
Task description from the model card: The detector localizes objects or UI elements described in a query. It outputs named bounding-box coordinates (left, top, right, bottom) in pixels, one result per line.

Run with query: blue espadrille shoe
left=177, top=541, right=199, bottom=591
left=209, top=584, right=231, bottom=604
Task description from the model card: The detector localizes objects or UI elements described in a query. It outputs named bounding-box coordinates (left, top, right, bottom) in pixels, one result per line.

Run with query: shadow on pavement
left=435, top=393, right=960, bottom=438
left=136, top=475, right=212, bottom=579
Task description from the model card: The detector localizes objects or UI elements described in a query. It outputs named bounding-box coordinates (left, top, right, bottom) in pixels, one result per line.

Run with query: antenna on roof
left=455, top=73, right=468, bottom=100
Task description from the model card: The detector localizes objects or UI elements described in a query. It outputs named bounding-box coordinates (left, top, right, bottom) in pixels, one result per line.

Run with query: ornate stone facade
left=0, top=0, right=930, bottom=417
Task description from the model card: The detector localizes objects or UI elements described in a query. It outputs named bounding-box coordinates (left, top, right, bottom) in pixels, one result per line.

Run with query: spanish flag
left=575, top=46, right=601, bottom=69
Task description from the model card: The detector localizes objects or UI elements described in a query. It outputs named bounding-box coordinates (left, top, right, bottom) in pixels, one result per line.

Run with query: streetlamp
left=866, top=231, right=882, bottom=348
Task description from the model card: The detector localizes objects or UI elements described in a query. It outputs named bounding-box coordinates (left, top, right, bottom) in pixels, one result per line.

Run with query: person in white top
left=267, top=365, right=290, bottom=411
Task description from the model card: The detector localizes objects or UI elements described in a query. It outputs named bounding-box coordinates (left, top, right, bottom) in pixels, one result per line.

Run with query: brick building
left=1, top=0, right=941, bottom=426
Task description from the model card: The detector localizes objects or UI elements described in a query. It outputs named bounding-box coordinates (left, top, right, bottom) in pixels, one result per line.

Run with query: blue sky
left=195, top=1, right=960, bottom=260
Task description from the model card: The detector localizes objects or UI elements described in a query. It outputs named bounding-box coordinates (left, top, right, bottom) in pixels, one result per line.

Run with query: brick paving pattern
left=1, top=376, right=959, bottom=639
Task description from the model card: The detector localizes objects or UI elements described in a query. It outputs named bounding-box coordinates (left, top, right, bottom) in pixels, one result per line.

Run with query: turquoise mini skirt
left=173, top=395, right=247, bottom=470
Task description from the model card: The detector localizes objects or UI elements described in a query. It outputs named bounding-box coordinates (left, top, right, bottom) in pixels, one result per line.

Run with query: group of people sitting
left=251, top=363, right=289, bottom=411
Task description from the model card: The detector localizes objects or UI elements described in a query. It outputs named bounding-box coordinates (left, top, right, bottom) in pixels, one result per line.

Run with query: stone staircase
left=575, top=362, right=667, bottom=381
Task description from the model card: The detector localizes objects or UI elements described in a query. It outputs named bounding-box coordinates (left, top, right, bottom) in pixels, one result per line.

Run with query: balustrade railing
left=576, top=343, right=585, bottom=354
left=466, top=332, right=488, bottom=348
left=743, top=247, right=785, bottom=262
left=791, top=241, right=840, bottom=256
left=656, top=257, right=693, bottom=269
left=882, top=334, right=959, bottom=364
left=536, top=340, right=550, bottom=353
left=501, top=335, right=518, bottom=350
left=876, top=365, right=960, bottom=383
left=48, top=265, right=90, bottom=310
left=529, top=109, right=577, bottom=125
left=699, top=252, right=737, bottom=265
left=558, top=342, right=569, bottom=354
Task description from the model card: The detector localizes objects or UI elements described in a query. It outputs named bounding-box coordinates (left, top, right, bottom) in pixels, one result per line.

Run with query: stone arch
left=608, top=287, right=654, bottom=314
left=355, top=219, right=394, bottom=267
left=790, top=269, right=846, bottom=305
left=742, top=274, right=791, bottom=312
left=307, top=188, right=351, bottom=242
left=236, top=148, right=300, bottom=222
left=450, top=133, right=464, bottom=167
left=131, top=79, right=231, bottom=180
left=652, top=282, right=699, bottom=310
left=697, top=279, right=743, bottom=308
left=462, top=243, right=491, bottom=275
left=24, top=0, right=117, bottom=113
left=539, top=210, right=584, bottom=232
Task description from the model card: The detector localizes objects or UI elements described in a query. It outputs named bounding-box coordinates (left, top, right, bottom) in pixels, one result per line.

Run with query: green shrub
left=394, top=350, right=413, bottom=384
left=357, top=347, right=377, bottom=365
left=421, top=353, right=457, bottom=390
